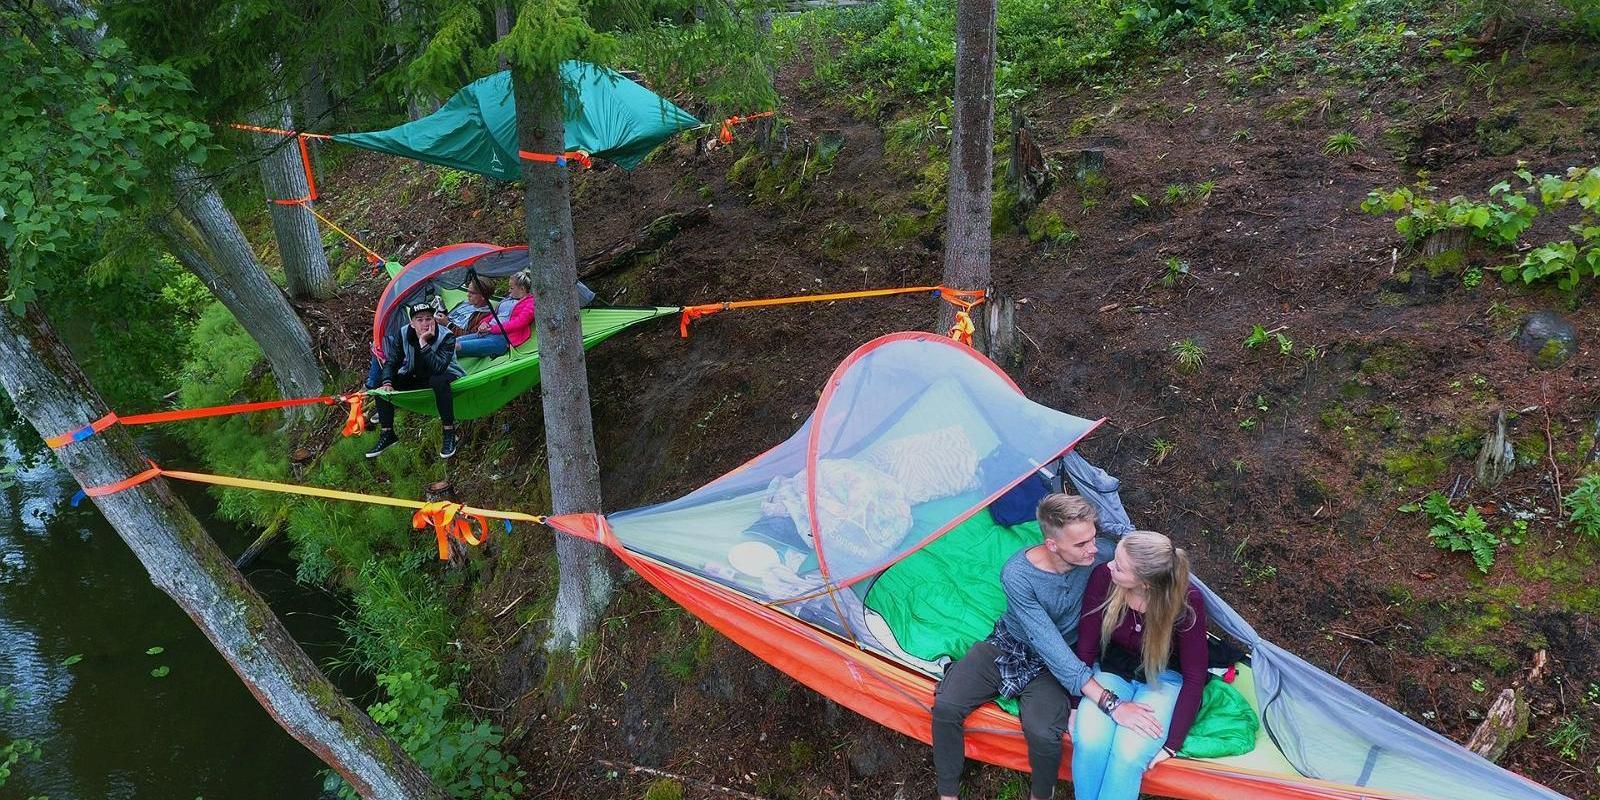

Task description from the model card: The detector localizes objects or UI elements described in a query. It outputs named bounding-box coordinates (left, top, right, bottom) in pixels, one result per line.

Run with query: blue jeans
left=1070, top=669, right=1182, bottom=800
left=455, top=333, right=509, bottom=358
left=365, top=356, right=383, bottom=389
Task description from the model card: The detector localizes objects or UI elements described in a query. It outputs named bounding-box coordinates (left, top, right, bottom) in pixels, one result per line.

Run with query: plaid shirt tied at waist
left=987, top=617, right=1049, bottom=699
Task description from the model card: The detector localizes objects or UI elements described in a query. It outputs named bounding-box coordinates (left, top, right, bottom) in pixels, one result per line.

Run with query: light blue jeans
left=455, top=332, right=509, bottom=358
left=1070, top=669, right=1182, bottom=800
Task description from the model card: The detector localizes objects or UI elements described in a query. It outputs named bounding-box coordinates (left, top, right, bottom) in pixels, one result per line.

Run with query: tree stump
left=1421, top=228, right=1471, bottom=258
left=980, top=292, right=1021, bottom=379
left=1465, top=687, right=1529, bottom=763
left=1008, top=109, right=1052, bottom=224
left=578, top=207, right=710, bottom=281
left=1474, top=410, right=1514, bottom=488
left=1074, top=148, right=1106, bottom=183
left=425, top=480, right=469, bottom=565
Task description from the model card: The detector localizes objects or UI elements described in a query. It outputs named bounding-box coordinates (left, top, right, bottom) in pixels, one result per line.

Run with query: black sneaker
left=439, top=429, right=458, bottom=460
left=364, top=430, right=399, bottom=459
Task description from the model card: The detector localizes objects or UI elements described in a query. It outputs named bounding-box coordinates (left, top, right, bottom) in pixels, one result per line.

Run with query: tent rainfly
left=334, top=61, right=701, bottom=179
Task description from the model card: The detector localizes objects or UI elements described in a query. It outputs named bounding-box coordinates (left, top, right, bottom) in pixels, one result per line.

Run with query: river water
left=1, top=429, right=357, bottom=799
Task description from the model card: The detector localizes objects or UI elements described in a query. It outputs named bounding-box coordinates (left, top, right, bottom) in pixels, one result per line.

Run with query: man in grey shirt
left=932, top=494, right=1160, bottom=800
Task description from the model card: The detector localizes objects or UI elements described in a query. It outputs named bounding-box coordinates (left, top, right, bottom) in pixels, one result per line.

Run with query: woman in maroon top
left=1067, top=531, right=1208, bottom=800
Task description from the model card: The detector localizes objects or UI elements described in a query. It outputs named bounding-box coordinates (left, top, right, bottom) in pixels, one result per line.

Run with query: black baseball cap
left=406, top=301, right=437, bottom=319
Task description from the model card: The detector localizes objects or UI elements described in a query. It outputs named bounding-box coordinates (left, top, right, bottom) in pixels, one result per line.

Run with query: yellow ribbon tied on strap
left=412, top=501, right=492, bottom=560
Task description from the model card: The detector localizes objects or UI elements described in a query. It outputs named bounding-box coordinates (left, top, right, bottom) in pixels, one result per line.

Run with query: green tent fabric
left=865, top=507, right=1040, bottom=663
left=1177, top=676, right=1260, bottom=759
left=369, top=306, right=678, bottom=419
left=865, top=507, right=1260, bottom=758
left=333, top=62, right=701, bottom=179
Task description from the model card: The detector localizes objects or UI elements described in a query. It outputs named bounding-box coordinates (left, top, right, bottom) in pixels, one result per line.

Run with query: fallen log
left=579, top=206, right=710, bottom=282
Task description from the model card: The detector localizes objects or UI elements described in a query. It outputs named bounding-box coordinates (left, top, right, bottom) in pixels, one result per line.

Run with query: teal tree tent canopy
left=333, top=61, right=702, bottom=178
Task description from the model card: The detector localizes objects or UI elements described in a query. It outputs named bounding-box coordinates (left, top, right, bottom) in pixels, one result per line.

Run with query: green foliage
left=612, top=0, right=781, bottom=118
left=1545, top=715, right=1590, bottom=760
left=1565, top=475, right=1600, bottom=541
left=778, top=0, right=1123, bottom=102
left=1322, top=131, right=1361, bottom=155
left=359, top=665, right=525, bottom=800
left=1364, top=166, right=1600, bottom=290
left=1024, top=209, right=1076, bottom=243
left=1561, top=0, right=1600, bottom=38
left=1159, top=257, right=1191, bottom=288
left=0, top=463, right=14, bottom=491
left=0, top=8, right=208, bottom=307
left=643, top=779, right=686, bottom=800
left=1118, top=0, right=1331, bottom=36
left=1403, top=492, right=1520, bottom=573
left=1360, top=179, right=1537, bottom=248
left=1170, top=338, right=1205, bottom=372
left=150, top=665, right=171, bottom=678
left=0, top=686, right=43, bottom=789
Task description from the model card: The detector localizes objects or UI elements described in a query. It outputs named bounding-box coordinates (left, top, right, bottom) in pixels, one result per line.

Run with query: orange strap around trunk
left=412, top=501, right=494, bottom=560
left=718, top=111, right=776, bottom=144
left=341, top=394, right=368, bottom=436
left=519, top=149, right=593, bottom=169
left=678, top=285, right=986, bottom=337
left=47, top=395, right=360, bottom=449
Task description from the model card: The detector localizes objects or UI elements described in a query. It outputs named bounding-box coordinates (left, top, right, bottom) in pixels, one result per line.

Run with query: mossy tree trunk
left=939, top=0, right=996, bottom=338
left=0, top=300, right=446, bottom=800
left=152, top=181, right=325, bottom=402
left=511, top=65, right=617, bottom=652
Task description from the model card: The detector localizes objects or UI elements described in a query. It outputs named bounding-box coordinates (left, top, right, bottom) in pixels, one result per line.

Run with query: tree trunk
left=939, top=0, right=997, bottom=336
left=1008, top=108, right=1051, bottom=225
left=512, top=65, right=617, bottom=652
left=155, top=172, right=325, bottom=400
left=297, top=60, right=332, bottom=174
left=255, top=102, right=335, bottom=301
left=494, top=5, right=512, bottom=70
left=0, top=301, right=447, bottom=800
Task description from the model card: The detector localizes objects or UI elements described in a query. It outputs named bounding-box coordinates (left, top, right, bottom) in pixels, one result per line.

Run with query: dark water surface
left=1, top=430, right=358, bottom=799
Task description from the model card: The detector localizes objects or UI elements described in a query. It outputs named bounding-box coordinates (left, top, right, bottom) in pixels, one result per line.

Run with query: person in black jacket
left=366, top=301, right=466, bottom=459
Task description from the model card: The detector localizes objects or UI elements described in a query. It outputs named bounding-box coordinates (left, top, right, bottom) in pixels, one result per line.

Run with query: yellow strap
left=157, top=468, right=545, bottom=524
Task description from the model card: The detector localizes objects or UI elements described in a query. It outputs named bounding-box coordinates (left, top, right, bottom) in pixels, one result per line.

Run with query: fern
left=1565, top=475, right=1600, bottom=541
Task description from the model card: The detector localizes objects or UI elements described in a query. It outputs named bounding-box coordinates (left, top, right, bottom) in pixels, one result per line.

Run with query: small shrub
left=1323, top=131, right=1361, bottom=155
left=1565, top=474, right=1600, bottom=540
left=1159, top=257, right=1190, bottom=288
left=1170, top=339, right=1205, bottom=373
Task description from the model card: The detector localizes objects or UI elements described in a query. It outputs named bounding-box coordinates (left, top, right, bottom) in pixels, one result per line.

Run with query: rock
left=1515, top=311, right=1577, bottom=369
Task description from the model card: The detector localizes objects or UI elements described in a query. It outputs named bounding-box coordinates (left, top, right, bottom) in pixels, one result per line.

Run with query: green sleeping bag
left=865, top=507, right=1258, bottom=758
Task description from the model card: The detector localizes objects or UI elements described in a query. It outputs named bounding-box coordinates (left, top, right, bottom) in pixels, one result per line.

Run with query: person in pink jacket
left=456, top=270, right=535, bottom=358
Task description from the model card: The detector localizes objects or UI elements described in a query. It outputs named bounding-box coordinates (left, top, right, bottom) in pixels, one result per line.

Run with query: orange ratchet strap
left=679, top=285, right=986, bottom=337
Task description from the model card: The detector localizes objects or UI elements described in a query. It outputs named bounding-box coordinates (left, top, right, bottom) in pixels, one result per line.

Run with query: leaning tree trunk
left=158, top=167, right=325, bottom=400
left=0, top=301, right=447, bottom=800
left=255, top=101, right=335, bottom=301
left=939, top=0, right=997, bottom=339
left=512, top=65, right=617, bottom=652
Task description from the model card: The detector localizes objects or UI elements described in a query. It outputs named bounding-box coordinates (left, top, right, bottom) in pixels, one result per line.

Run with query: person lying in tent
left=366, top=302, right=464, bottom=460
left=454, top=269, right=536, bottom=359
left=933, top=494, right=1163, bottom=800
left=437, top=276, right=495, bottom=337
left=1068, top=530, right=1207, bottom=800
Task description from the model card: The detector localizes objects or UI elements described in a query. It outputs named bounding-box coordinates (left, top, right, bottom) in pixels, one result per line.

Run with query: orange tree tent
left=546, top=332, right=1563, bottom=800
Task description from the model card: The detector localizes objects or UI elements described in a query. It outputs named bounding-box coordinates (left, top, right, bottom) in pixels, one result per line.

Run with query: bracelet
left=1098, top=690, right=1121, bottom=715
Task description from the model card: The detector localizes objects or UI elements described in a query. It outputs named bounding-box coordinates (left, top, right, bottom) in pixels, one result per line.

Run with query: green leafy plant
left=1565, top=475, right=1600, bottom=541
left=1162, top=183, right=1190, bottom=205
left=60, top=654, right=83, bottom=667
left=1405, top=492, right=1505, bottom=573
left=1546, top=716, right=1590, bottom=760
left=0, top=687, right=41, bottom=790
left=1323, top=131, right=1361, bottom=156
left=1159, top=257, right=1191, bottom=288
left=1462, top=266, right=1484, bottom=289
left=1131, top=193, right=1151, bottom=209
left=1243, top=324, right=1271, bottom=348
left=1148, top=438, right=1175, bottom=465
left=1170, top=338, right=1205, bottom=372
left=1193, top=180, right=1217, bottom=201
left=357, top=665, right=525, bottom=800
left=149, top=666, right=170, bottom=678
left=1361, top=178, right=1538, bottom=247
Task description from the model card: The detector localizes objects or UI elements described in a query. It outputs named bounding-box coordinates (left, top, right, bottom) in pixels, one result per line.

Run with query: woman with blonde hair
left=1068, top=531, right=1208, bottom=800
left=456, top=269, right=535, bottom=358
